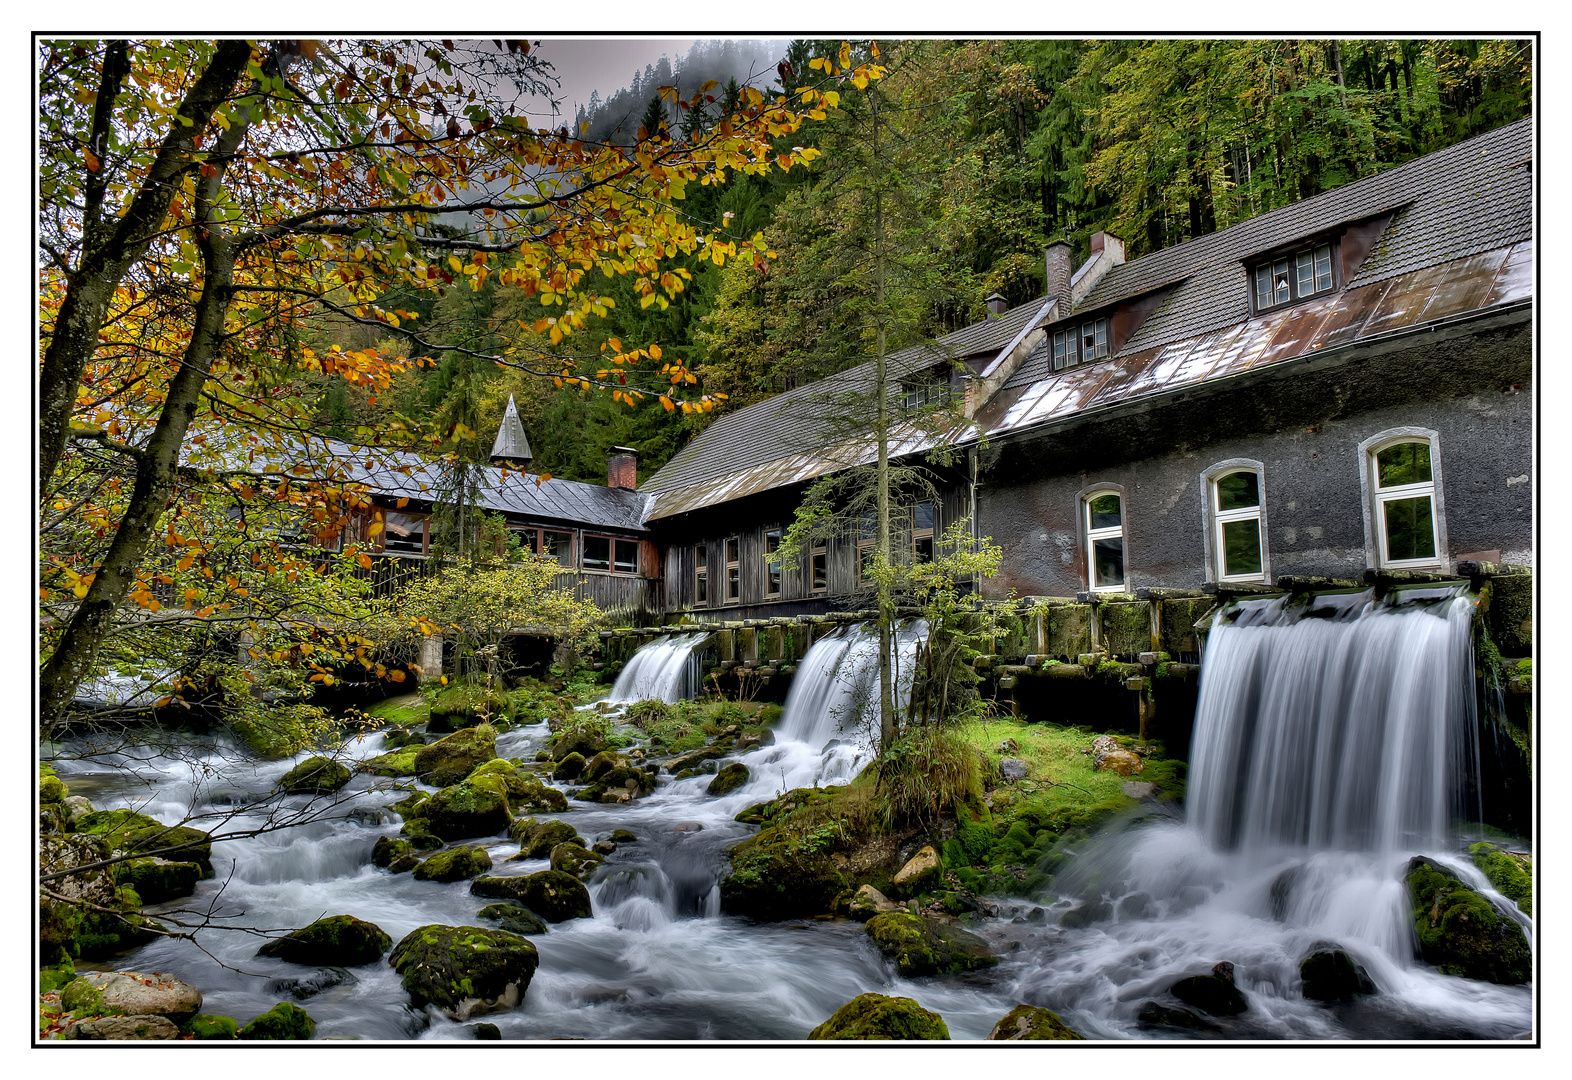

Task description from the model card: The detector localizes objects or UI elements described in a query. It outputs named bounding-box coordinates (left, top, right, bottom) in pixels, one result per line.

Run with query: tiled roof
left=642, top=117, right=1533, bottom=515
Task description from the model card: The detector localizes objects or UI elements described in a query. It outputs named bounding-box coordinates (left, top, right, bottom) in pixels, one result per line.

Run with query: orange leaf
left=389, top=670, right=406, bottom=683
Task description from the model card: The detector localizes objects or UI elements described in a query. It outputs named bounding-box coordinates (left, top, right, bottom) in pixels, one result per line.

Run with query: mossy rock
left=185, top=1014, right=239, bottom=1040
left=40, top=764, right=67, bottom=804
left=477, top=903, right=548, bottom=936
left=388, top=924, right=539, bottom=1020
left=807, top=993, right=950, bottom=1040
left=413, top=845, right=494, bottom=883
left=468, top=758, right=567, bottom=813
left=238, top=1001, right=316, bottom=1040
left=1170, top=972, right=1247, bottom=1016
left=111, top=858, right=202, bottom=904
left=552, top=752, right=587, bottom=781
left=549, top=842, right=604, bottom=880
left=720, top=832, right=848, bottom=921
left=40, top=958, right=77, bottom=995
left=608, top=829, right=637, bottom=843
left=513, top=819, right=582, bottom=860
left=582, top=750, right=628, bottom=783
left=121, top=824, right=213, bottom=875
left=707, top=762, right=749, bottom=797
left=428, top=681, right=512, bottom=734
left=365, top=693, right=429, bottom=727
left=422, top=778, right=513, bottom=841
left=399, top=822, right=444, bottom=850
left=414, top=725, right=498, bottom=788
left=471, top=870, right=591, bottom=922
left=39, top=834, right=152, bottom=961
left=388, top=791, right=431, bottom=820
left=256, top=914, right=392, bottom=967
left=986, top=1004, right=1086, bottom=1040
left=372, top=836, right=414, bottom=869
left=75, top=809, right=163, bottom=846
left=277, top=756, right=352, bottom=795
left=1469, top=841, right=1533, bottom=916
left=551, top=727, right=608, bottom=762
left=59, top=976, right=103, bottom=1014
left=1406, top=856, right=1530, bottom=984
left=362, top=749, right=419, bottom=778
left=1300, top=948, right=1377, bottom=1002
left=864, top=912, right=998, bottom=977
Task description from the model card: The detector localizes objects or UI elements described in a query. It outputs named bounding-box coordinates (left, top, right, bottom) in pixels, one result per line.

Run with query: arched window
left=1208, top=466, right=1266, bottom=582
left=1371, top=440, right=1439, bottom=567
left=1084, top=490, right=1125, bottom=591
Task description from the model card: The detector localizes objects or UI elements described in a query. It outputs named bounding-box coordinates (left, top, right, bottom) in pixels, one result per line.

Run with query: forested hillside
left=311, top=38, right=1532, bottom=484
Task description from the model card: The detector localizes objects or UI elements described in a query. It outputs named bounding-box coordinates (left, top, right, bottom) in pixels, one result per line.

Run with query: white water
left=1005, top=590, right=1533, bottom=1040
left=604, top=633, right=709, bottom=704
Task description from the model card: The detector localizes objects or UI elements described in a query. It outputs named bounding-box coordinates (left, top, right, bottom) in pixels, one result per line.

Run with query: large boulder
left=67, top=970, right=203, bottom=1024
left=470, top=870, right=592, bottom=922
left=1300, top=947, right=1377, bottom=1002
left=663, top=742, right=730, bottom=774
left=477, top=903, right=548, bottom=936
left=512, top=819, right=582, bottom=859
left=1406, top=856, right=1530, bottom=984
left=864, top=912, right=998, bottom=977
left=1170, top=961, right=1248, bottom=1016
left=414, top=725, right=497, bottom=788
left=807, top=993, right=950, bottom=1040
left=238, top=1002, right=316, bottom=1040
left=707, top=763, right=749, bottom=797
left=1469, top=841, right=1533, bottom=916
left=420, top=778, right=513, bottom=841
left=720, top=831, right=848, bottom=921
left=890, top=846, right=942, bottom=899
left=413, top=845, right=494, bottom=883
left=549, top=843, right=604, bottom=880
left=552, top=752, right=587, bottom=782
left=62, top=1015, right=181, bottom=1040
left=847, top=884, right=901, bottom=921
left=986, top=1004, right=1086, bottom=1040
left=362, top=749, right=419, bottom=778
left=428, top=681, right=510, bottom=734
left=388, top=924, right=539, bottom=1020
left=256, top=915, right=391, bottom=966
left=277, top=756, right=352, bottom=795
left=112, top=857, right=202, bottom=904
left=551, top=726, right=609, bottom=762
left=39, top=834, right=150, bottom=962
left=469, top=759, right=567, bottom=813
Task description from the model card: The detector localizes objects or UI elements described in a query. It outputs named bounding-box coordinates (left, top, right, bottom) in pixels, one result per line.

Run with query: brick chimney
left=1045, top=240, right=1074, bottom=313
left=608, top=446, right=638, bottom=490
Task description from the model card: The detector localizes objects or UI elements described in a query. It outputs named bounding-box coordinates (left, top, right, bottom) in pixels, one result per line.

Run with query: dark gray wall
left=978, top=319, right=1531, bottom=598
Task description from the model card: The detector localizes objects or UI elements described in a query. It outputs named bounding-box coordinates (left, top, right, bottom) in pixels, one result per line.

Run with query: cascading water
left=1004, top=587, right=1532, bottom=1040
left=604, top=632, right=709, bottom=704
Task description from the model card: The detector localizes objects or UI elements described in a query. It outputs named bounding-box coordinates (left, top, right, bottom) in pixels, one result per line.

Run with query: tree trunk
left=38, top=40, right=252, bottom=495
left=40, top=57, right=258, bottom=733
left=871, top=93, right=896, bottom=753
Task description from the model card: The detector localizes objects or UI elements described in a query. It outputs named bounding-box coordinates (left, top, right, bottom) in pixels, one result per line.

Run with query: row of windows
left=1051, top=317, right=1109, bottom=372
left=350, top=511, right=642, bottom=575
left=695, top=502, right=938, bottom=607
left=1083, top=434, right=1443, bottom=592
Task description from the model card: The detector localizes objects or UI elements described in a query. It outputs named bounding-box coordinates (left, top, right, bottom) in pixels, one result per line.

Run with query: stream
left=46, top=604, right=1533, bottom=1041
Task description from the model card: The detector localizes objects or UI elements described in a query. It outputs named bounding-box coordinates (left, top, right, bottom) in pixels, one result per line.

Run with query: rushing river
left=46, top=603, right=1532, bottom=1041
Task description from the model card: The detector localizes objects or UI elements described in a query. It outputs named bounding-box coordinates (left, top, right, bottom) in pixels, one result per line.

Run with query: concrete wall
left=978, top=319, right=1531, bottom=598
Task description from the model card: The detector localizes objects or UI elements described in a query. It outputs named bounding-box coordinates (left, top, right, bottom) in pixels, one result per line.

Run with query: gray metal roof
left=489, top=395, right=534, bottom=464
left=639, top=117, right=1533, bottom=519
left=331, top=442, right=651, bottom=532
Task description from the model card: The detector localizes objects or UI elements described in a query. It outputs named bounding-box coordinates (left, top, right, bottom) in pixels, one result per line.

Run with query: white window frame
left=1360, top=428, right=1448, bottom=570
left=1200, top=459, right=1269, bottom=584
left=1083, top=488, right=1126, bottom=593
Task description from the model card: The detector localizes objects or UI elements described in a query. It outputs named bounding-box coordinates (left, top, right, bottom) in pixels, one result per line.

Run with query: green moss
left=39, top=959, right=76, bottom=995
left=864, top=912, right=998, bottom=977
left=363, top=749, right=419, bottom=777
left=59, top=978, right=103, bottom=1015
left=239, top=1002, right=316, bottom=1040
left=987, top=1004, right=1086, bottom=1040
left=40, top=764, right=67, bottom=804
left=808, top=993, right=950, bottom=1040
left=364, top=693, right=429, bottom=727
left=1469, top=842, right=1533, bottom=915
left=1407, top=857, right=1530, bottom=984
left=185, top=1014, right=239, bottom=1040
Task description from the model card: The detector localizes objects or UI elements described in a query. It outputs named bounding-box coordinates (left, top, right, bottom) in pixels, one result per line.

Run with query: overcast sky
left=527, top=38, right=696, bottom=122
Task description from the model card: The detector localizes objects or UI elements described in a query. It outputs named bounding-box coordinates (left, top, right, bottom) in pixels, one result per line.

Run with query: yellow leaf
left=448, top=255, right=463, bottom=273
left=659, top=396, right=674, bottom=411
left=389, top=670, right=406, bottom=683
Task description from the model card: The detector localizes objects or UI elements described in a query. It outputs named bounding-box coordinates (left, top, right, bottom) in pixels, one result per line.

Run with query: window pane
left=859, top=543, right=875, bottom=578
left=914, top=535, right=934, bottom=563
left=1094, top=318, right=1107, bottom=358
left=727, top=565, right=740, bottom=600
left=1296, top=250, right=1315, bottom=296
left=1221, top=519, right=1263, bottom=577
left=1255, top=265, right=1273, bottom=309
left=695, top=544, right=706, bottom=569
left=514, top=528, right=538, bottom=554
left=1215, top=471, right=1260, bottom=511
left=1315, top=245, right=1332, bottom=291
left=726, top=537, right=739, bottom=563
left=583, top=535, right=611, bottom=570
left=542, top=531, right=572, bottom=566
left=695, top=571, right=708, bottom=603
left=613, top=539, right=639, bottom=574
left=812, top=549, right=827, bottom=591
left=913, top=502, right=935, bottom=531
left=1377, top=441, right=1432, bottom=488
left=1088, top=493, right=1121, bottom=529
left=1384, top=496, right=1437, bottom=561
left=1093, top=537, right=1124, bottom=588
left=1053, top=333, right=1067, bottom=371
left=383, top=512, right=426, bottom=554
left=859, top=513, right=877, bottom=540
left=1066, top=332, right=1078, bottom=366
left=1273, top=259, right=1291, bottom=304
left=1082, top=322, right=1096, bottom=355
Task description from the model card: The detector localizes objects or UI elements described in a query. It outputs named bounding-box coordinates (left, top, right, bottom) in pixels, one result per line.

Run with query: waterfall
left=1188, top=588, right=1481, bottom=855
left=776, top=620, right=929, bottom=751
left=606, top=632, right=709, bottom=703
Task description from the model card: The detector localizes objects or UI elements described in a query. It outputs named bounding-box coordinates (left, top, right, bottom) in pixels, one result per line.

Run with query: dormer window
left=1052, top=317, right=1108, bottom=372
left=1252, top=242, right=1334, bottom=313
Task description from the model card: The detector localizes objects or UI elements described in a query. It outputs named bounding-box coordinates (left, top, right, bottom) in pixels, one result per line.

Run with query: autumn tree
left=37, top=37, right=876, bottom=730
